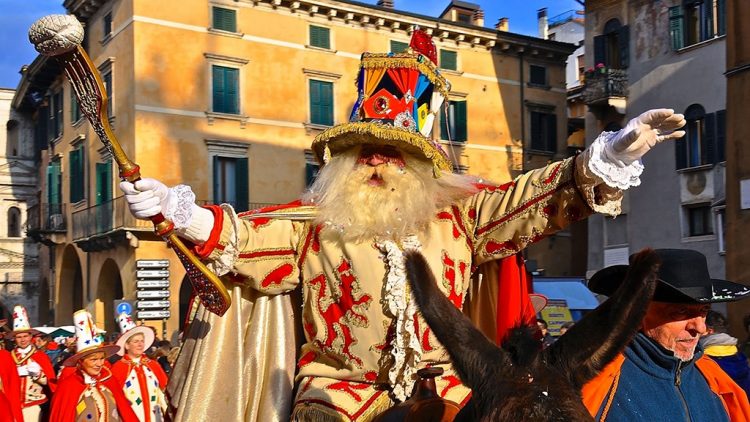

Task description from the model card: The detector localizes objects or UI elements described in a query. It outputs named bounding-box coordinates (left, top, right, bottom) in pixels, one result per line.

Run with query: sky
left=0, top=0, right=582, bottom=89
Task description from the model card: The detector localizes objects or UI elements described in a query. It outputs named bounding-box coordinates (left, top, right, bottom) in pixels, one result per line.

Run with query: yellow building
left=15, top=0, right=574, bottom=339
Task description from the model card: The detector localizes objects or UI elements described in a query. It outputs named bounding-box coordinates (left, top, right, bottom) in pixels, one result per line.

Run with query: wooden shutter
left=213, top=66, right=239, bottom=114
left=716, top=109, right=726, bottom=162
left=235, top=157, right=248, bottom=212
left=440, top=50, right=457, bottom=71
left=95, top=161, right=112, bottom=205
left=593, top=35, right=606, bottom=66
left=310, top=80, right=333, bottom=126
left=310, top=26, right=330, bottom=49
left=675, top=133, right=687, bottom=170
left=454, top=101, right=467, bottom=142
left=669, top=6, right=684, bottom=50
left=70, top=148, right=82, bottom=203
left=703, top=113, right=716, bottom=165
left=212, top=66, right=225, bottom=113
left=618, top=25, right=629, bottom=68
left=717, top=0, right=726, bottom=36
left=47, top=161, right=61, bottom=209
left=390, top=41, right=408, bottom=53
left=213, top=7, right=237, bottom=32
left=213, top=156, right=221, bottom=205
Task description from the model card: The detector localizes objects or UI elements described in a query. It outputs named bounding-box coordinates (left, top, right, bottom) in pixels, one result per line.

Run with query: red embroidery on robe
left=327, top=380, right=370, bottom=402
left=261, top=263, right=294, bottom=288
left=413, top=314, right=434, bottom=352
left=485, top=240, right=518, bottom=255
left=440, top=375, right=463, bottom=398
left=436, top=211, right=461, bottom=239
left=441, top=252, right=464, bottom=308
left=309, top=259, right=372, bottom=367
left=298, top=351, right=317, bottom=368
left=543, top=163, right=563, bottom=185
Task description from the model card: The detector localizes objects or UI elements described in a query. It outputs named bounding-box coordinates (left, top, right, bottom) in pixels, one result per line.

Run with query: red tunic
left=0, top=350, right=23, bottom=422
left=111, top=355, right=168, bottom=422
left=12, top=347, right=57, bottom=407
left=50, top=367, right=139, bottom=422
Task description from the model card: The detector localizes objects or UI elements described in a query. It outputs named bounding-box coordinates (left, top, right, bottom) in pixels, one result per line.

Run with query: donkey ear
left=543, top=249, right=660, bottom=389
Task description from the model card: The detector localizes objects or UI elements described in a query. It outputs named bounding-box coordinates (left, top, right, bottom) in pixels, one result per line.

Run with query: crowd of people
left=0, top=306, right=180, bottom=421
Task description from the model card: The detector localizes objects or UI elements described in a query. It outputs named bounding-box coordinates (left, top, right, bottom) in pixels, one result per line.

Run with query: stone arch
left=95, top=258, right=124, bottom=334
left=57, top=245, right=83, bottom=325
left=7, top=206, right=20, bottom=237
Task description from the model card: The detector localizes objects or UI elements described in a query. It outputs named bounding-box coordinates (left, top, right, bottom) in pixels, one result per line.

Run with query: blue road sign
left=116, top=301, right=132, bottom=315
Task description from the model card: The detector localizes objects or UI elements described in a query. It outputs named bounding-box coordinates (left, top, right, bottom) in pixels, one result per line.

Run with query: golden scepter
left=28, top=15, right=230, bottom=316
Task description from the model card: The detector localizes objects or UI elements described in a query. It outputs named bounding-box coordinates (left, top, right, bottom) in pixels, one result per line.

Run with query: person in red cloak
left=0, top=349, right=24, bottom=422
left=49, top=310, right=138, bottom=422
left=110, top=313, right=168, bottom=421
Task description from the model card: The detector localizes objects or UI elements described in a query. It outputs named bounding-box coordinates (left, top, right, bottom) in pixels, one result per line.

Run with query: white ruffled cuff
left=587, top=131, right=644, bottom=190
left=165, top=185, right=214, bottom=244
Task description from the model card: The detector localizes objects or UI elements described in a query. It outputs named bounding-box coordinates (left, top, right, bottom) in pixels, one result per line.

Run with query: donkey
left=404, top=249, right=661, bottom=421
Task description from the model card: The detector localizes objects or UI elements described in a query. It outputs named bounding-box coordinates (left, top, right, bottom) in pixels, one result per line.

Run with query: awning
left=533, top=278, right=600, bottom=310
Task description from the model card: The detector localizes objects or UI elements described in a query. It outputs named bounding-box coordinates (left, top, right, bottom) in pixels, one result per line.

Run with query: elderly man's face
left=357, top=145, right=406, bottom=172
left=642, top=302, right=710, bottom=361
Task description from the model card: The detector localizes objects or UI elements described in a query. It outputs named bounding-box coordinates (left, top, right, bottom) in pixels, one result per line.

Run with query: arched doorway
left=96, top=259, right=124, bottom=335
left=57, top=246, right=83, bottom=325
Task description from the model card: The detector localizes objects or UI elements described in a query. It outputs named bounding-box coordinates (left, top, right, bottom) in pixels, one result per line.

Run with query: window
left=212, top=6, right=237, bottom=32
left=47, top=159, right=62, bottom=214
left=305, top=162, right=320, bottom=187
left=456, top=11, right=472, bottom=25
left=103, top=12, right=112, bottom=38
left=715, top=206, right=726, bottom=252
left=593, top=19, right=629, bottom=69
left=70, top=88, right=81, bottom=123
left=675, top=104, right=723, bottom=169
left=529, top=65, right=547, bottom=86
left=95, top=161, right=112, bottom=205
left=49, top=90, right=63, bottom=139
left=309, top=25, right=330, bottom=49
left=577, top=55, right=585, bottom=82
left=213, top=156, right=248, bottom=212
left=685, top=204, right=713, bottom=237
left=530, top=110, right=557, bottom=153
left=309, top=80, right=333, bottom=126
left=390, top=40, right=409, bottom=53
left=440, top=50, right=458, bottom=71
left=69, top=145, right=85, bottom=203
left=7, top=207, right=20, bottom=238
left=669, top=0, right=726, bottom=50
left=212, top=65, right=239, bottom=114
left=440, top=100, right=467, bottom=142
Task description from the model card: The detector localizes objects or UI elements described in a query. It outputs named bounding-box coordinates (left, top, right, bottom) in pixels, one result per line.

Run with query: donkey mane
left=404, top=249, right=660, bottom=421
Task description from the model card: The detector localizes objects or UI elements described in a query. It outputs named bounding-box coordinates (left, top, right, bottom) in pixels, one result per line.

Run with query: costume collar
left=16, top=345, right=33, bottom=355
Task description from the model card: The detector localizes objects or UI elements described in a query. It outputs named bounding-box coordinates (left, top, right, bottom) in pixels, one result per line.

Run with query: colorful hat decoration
left=5, top=305, right=41, bottom=339
left=63, top=309, right=120, bottom=366
left=311, top=28, right=453, bottom=176
left=114, top=312, right=155, bottom=356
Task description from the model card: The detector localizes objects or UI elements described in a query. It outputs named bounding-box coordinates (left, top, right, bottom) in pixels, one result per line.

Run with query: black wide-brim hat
left=589, top=249, right=750, bottom=303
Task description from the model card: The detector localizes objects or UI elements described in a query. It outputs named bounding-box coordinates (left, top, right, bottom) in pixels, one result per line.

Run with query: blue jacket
left=595, top=333, right=730, bottom=422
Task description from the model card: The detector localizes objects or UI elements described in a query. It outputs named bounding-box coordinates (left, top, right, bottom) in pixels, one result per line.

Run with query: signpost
left=135, top=259, right=171, bottom=338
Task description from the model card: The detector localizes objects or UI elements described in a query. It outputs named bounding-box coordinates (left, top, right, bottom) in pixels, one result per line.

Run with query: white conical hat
left=114, top=312, right=154, bottom=356
left=63, top=309, right=120, bottom=366
left=5, top=305, right=40, bottom=339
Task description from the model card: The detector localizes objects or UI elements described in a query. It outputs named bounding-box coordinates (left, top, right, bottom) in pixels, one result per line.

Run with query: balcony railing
left=582, top=69, right=628, bottom=106
left=26, top=203, right=67, bottom=234
left=72, top=196, right=152, bottom=241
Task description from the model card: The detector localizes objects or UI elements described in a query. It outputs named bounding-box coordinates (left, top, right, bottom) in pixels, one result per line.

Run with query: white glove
left=604, top=108, right=686, bottom=165
left=17, top=366, right=29, bottom=377
left=26, top=361, right=41, bottom=377
left=119, top=178, right=172, bottom=219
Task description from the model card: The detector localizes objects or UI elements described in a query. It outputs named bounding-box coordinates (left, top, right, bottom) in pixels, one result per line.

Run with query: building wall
left=585, top=0, right=727, bottom=287
left=20, top=0, right=573, bottom=338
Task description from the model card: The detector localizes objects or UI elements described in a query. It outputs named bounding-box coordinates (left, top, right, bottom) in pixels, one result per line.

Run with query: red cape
left=49, top=367, right=139, bottom=422
left=110, top=355, right=168, bottom=389
left=0, top=350, right=23, bottom=422
left=13, top=348, right=57, bottom=396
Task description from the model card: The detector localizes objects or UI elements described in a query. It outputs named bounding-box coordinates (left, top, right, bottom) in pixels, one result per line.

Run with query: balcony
left=582, top=69, right=628, bottom=113
left=26, top=203, right=67, bottom=233
left=72, top=196, right=153, bottom=251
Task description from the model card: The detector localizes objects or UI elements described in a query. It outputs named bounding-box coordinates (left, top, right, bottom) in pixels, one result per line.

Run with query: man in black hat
left=582, top=249, right=750, bottom=421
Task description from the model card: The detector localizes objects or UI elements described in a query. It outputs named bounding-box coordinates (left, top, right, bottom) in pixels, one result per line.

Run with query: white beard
left=302, top=149, right=480, bottom=243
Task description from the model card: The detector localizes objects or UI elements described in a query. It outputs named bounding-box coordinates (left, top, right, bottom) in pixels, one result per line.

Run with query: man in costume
left=50, top=310, right=139, bottom=422
left=582, top=249, right=750, bottom=421
left=121, top=31, right=685, bottom=421
left=0, top=348, right=23, bottom=422
left=111, top=312, right=168, bottom=421
left=5, top=305, right=56, bottom=421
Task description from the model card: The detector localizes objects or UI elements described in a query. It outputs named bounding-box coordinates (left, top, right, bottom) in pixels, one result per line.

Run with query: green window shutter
left=454, top=101, right=467, bottom=142
left=70, top=89, right=80, bottom=122
left=716, top=109, right=726, bottom=162
left=310, top=25, right=330, bottom=49
left=235, top=157, right=248, bottom=212
left=310, top=80, right=333, bottom=126
left=70, top=149, right=81, bottom=203
left=213, top=7, right=237, bottom=32
left=440, top=103, right=449, bottom=140
left=440, top=50, right=457, bottom=71
left=47, top=161, right=62, bottom=209
left=669, top=6, right=685, bottom=50
left=675, top=132, right=687, bottom=170
left=390, top=40, right=408, bottom=53
left=95, top=161, right=112, bottom=205
left=212, top=66, right=239, bottom=114
left=213, top=155, right=221, bottom=205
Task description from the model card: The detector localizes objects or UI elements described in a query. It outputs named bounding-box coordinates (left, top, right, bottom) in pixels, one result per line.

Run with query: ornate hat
left=114, top=312, right=155, bottom=356
left=589, top=249, right=750, bottom=304
left=311, top=28, right=453, bottom=176
left=5, top=305, right=41, bottom=339
left=63, top=310, right=120, bottom=366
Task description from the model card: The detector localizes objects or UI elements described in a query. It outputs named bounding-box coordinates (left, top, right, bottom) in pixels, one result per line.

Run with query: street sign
left=136, top=279, right=170, bottom=289
left=137, top=310, right=171, bottom=319
left=114, top=300, right=134, bottom=318
left=136, top=269, right=170, bottom=279
left=136, top=300, right=171, bottom=309
left=136, top=259, right=170, bottom=268
left=136, top=290, right=170, bottom=299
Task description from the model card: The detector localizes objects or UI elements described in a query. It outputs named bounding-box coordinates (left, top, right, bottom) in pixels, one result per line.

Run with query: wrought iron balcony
left=26, top=203, right=67, bottom=235
left=71, top=196, right=152, bottom=242
left=582, top=69, right=628, bottom=110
